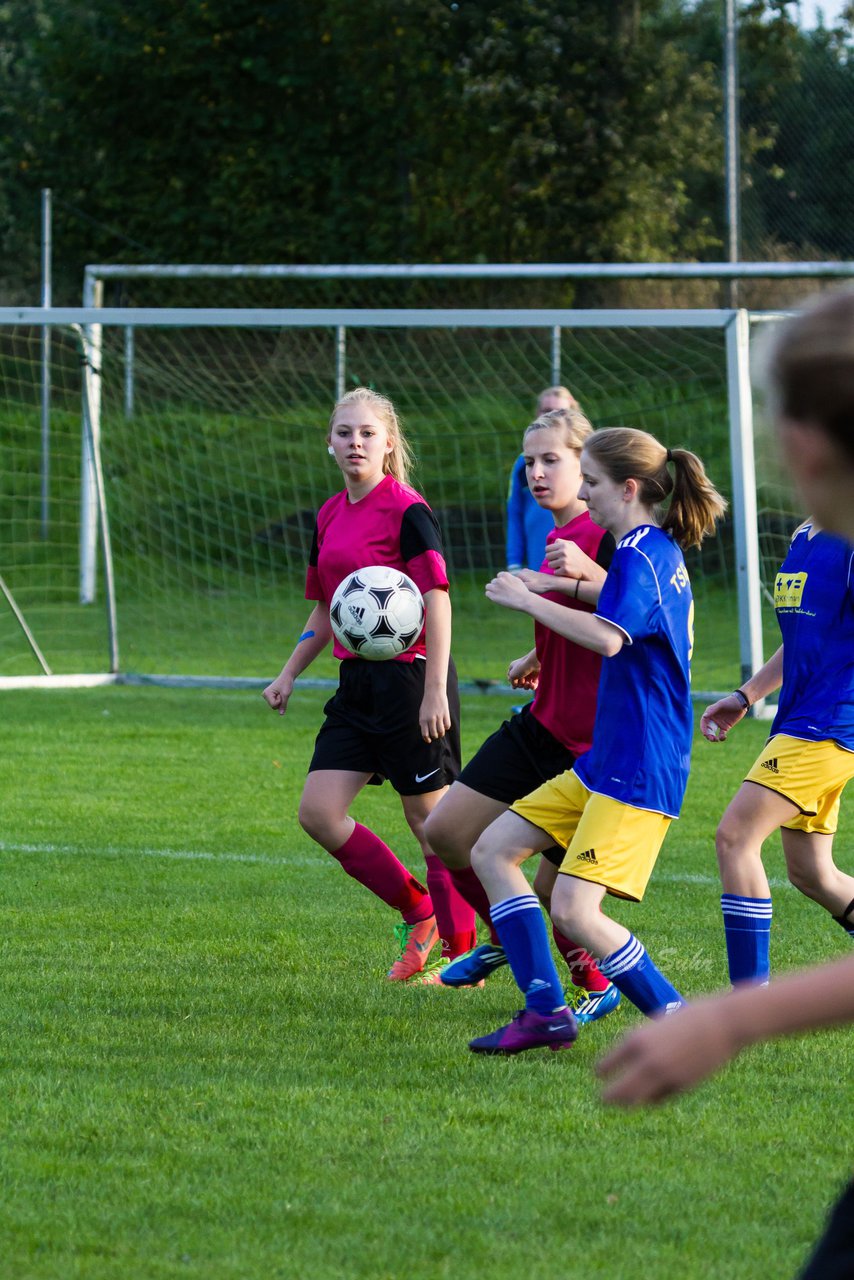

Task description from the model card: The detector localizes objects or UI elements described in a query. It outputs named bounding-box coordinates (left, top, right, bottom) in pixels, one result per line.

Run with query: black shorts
left=457, top=703, right=577, bottom=866
left=309, top=657, right=461, bottom=796
left=798, top=1179, right=854, bottom=1280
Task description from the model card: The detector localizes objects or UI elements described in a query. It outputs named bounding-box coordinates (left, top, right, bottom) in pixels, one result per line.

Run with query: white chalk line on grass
left=0, top=839, right=796, bottom=889
left=0, top=839, right=323, bottom=871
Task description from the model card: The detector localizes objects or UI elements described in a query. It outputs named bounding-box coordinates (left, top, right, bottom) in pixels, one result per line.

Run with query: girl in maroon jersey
left=263, top=388, right=475, bottom=981
left=424, top=409, right=621, bottom=1018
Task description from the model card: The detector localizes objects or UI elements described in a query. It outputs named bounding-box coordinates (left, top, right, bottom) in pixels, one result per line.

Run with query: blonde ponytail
left=584, top=427, right=727, bottom=549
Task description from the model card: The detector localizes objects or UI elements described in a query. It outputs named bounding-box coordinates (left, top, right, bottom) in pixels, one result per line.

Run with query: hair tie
left=666, top=448, right=673, bottom=463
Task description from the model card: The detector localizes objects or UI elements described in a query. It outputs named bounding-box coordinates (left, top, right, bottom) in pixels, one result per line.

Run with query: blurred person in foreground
left=597, top=287, right=854, bottom=1280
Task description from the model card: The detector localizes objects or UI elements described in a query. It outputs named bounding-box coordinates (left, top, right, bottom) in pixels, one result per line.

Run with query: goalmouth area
left=3, top=258, right=852, bottom=695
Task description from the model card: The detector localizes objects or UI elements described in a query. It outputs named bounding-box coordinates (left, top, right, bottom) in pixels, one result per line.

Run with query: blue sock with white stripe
left=599, top=934, right=684, bottom=1017
left=721, top=894, right=772, bottom=984
left=490, top=894, right=565, bottom=1015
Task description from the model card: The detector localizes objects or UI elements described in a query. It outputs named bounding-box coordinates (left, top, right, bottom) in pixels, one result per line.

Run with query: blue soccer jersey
left=771, top=524, right=854, bottom=750
left=574, top=524, right=695, bottom=817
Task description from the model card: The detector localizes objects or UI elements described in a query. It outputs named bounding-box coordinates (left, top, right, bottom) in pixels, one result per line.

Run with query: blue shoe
left=570, top=983, right=621, bottom=1025
left=469, top=1006, right=577, bottom=1055
left=440, top=942, right=508, bottom=987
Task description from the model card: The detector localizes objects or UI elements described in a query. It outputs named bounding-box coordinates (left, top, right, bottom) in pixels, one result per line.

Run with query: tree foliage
left=0, top=0, right=851, bottom=300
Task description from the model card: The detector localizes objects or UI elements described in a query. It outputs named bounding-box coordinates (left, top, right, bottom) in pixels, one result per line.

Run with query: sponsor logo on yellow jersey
left=774, top=571, right=807, bottom=610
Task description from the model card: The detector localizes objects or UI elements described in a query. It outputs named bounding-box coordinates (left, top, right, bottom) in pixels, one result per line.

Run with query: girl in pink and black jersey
left=425, top=409, right=621, bottom=1020
left=263, top=388, right=476, bottom=982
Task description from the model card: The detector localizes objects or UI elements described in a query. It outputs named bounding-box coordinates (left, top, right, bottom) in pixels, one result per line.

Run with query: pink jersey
left=305, top=473, right=449, bottom=662
left=530, top=511, right=613, bottom=755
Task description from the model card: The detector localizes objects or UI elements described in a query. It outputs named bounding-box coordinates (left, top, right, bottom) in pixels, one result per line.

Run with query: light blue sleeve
left=505, top=455, right=528, bottom=569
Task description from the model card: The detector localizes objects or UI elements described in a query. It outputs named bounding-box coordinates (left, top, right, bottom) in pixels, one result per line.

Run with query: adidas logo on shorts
left=577, top=848, right=598, bottom=864
left=761, top=758, right=780, bottom=775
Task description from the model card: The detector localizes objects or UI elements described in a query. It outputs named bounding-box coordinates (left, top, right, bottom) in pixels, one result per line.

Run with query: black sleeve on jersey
left=596, top=531, right=617, bottom=571
left=400, top=503, right=445, bottom=561
left=308, top=523, right=320, bottom=568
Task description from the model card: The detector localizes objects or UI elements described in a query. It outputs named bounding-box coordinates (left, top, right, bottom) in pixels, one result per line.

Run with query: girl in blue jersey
left=464, top=426, right=726, bottom=1055
left=701, top=521, right=854, bottom=985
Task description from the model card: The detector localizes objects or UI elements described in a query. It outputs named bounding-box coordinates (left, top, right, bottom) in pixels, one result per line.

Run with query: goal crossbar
left=5, top=306, right=736, bottom=329
left=84, top=260, right=854, bottom=282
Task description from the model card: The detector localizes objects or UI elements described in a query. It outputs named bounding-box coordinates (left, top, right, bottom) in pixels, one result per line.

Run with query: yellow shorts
left=511, top=768, right=672, bottom=902
left=744, top=734, right=854, bottom=835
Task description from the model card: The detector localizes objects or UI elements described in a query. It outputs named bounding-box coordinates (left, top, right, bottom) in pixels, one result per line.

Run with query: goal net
left=0, top=305, right=794, bottom=695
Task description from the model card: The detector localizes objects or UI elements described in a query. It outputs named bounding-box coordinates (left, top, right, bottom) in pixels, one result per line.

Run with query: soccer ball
left=329, top=566, right=425, bottom=660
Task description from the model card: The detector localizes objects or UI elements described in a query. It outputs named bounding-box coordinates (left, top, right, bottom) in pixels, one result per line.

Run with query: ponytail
left=584, top=427, right=726, bottom=550
left=663, top=447, right=728, bottom=550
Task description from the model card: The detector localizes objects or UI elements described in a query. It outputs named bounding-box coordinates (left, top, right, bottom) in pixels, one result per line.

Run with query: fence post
left=335, top=325, right=347, bottom=399
left=40, top=188, right=52, bottom=538
left=550, top=325, right=561, bottom=385
left=79, top=273, right=102, bottom=603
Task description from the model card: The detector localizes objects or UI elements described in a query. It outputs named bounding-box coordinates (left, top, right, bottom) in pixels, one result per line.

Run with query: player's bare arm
left=507, top=649, right=540, bottom=689
left=597, top=951, right=854, bottom=1106
left=419, top=587, right=452, bottom=742
left=263, top=603, right=332, bottom=715
left=701, top=646, right=784, bottom=742
left=486, top=571, right=623, bottom=657
left=515, top=569, right=559, bottom=594
left=545, top=538, right=607, bottom=585
left=516, top=567, right=604, bottom=608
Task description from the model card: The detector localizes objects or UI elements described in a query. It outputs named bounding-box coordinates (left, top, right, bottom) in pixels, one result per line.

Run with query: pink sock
left=446, top=864, right=500, bottom=945
left=552, top=925, right=610, bottom=992
left=330, top=823, right=433, bottom=922
left=425, top=854, right=478, bottom=959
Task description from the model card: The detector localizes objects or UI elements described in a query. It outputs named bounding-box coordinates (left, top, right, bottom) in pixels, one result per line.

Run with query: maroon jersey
left=305, top=474, right=449, bottom=662
left=530, top=511, right=613, bottom=755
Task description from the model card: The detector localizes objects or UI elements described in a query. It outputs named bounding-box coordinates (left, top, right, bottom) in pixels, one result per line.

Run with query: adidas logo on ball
left=329, top=566, right=425, bottom=661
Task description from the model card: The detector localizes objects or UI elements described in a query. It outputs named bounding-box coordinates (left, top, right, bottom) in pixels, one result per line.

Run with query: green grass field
left=0, top=687, right=850, bottom=1279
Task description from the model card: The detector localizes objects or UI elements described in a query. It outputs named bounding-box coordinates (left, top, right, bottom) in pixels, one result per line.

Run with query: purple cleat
left=468, top=1006, right=578, bottom=1055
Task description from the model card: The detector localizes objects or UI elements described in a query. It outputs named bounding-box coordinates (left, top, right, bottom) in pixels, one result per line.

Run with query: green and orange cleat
left=386, top=916, right=439, bottom=981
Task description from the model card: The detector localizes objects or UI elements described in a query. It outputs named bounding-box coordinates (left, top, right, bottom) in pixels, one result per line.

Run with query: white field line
left=0, top=839, right=324, bottom=870
left=0, top=839, right=796, bottom=888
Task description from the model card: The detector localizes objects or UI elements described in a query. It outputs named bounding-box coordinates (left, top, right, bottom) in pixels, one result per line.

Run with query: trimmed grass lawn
left=0, top=688, right=849, bottom=1279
